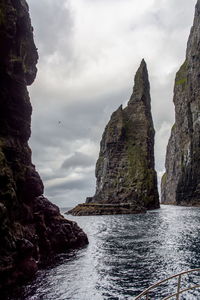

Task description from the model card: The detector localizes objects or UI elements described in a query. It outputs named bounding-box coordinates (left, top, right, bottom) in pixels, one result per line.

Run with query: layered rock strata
left=0, top=0, right=88, bottom=290
left=69, top=60, right=160, bottom=216
left=161, top=0, right=200, bottom=205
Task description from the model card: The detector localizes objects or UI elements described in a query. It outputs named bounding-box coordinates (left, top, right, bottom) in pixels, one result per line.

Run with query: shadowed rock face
left=0, top=0, right=88, bottom=290
left=69, top=60, right=159, bottom=215
left=161, top=0, right=200, bottom=205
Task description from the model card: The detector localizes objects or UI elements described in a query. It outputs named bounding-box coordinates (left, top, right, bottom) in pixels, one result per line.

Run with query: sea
left=8, top=205, right=200, bottom=299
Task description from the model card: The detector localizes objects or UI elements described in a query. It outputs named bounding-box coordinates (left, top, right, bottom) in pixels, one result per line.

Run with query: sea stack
left=69, top=60, right=159, bottom=215
left=0, top=0, right=88, bottom=290
left=161, top=0, right=200, bottom=205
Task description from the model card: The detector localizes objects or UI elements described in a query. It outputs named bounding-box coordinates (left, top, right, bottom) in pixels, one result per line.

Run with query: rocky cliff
left=161, top=0, right=200, bottom=205
left=69, top=60, right=159, bottom=215
left=0, top=0, right=88, bottom=290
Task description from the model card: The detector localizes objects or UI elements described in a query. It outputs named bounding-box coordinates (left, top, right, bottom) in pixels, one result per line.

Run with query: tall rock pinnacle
left=161, top=0, right=200, bottom=205
left=69, top=60, right=159, bottom=215
left=0, top=0, right=88, bottom=291
left=129, top=59, right=151, bottom=108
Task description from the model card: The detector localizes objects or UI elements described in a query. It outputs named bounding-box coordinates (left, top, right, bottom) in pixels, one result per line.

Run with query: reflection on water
left=9, top=205, right=200, bottom=299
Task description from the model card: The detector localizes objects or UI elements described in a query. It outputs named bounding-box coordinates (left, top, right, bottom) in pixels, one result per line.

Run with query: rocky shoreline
left=67, top=203, right=146, bottom=216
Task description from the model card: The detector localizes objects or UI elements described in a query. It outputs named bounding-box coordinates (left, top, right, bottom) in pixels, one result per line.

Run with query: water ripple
left=8, top=205, right=200, bottom=299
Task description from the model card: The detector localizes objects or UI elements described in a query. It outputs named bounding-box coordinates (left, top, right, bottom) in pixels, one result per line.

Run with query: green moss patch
left=175, top=60, right=188, bottom=87
left=176, top=78, right=187, bottom=85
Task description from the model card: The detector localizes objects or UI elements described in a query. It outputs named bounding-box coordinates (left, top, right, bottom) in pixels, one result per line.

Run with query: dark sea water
left=9, top=205, right=200, bottom=299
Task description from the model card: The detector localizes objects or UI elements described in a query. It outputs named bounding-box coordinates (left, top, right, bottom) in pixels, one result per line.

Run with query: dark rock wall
left=161, top=0, right=200, bottom=205
left=87, top=60, right=159, bottom=210
left=0, top=0, right=88, bottom=289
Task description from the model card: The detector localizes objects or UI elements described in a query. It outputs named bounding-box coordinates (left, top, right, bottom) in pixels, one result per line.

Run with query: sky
left=28, top=0, right=197, bottom=207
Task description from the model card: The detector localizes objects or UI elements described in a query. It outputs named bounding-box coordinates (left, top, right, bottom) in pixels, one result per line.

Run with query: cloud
left=47, top=176, right=90, bottom=193
left=28, top=0, right=197, bottom=206
left=44, top=170, right=96, bottom=207
left=61, top=152, right=96, bottom=169
left=28, top=0, right=74, bottom=58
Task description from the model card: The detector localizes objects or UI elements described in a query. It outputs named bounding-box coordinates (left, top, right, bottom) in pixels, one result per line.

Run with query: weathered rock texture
left=70, top=60, right=159, bottom=215
left=0, top=0, right=88, bottom=290
left=67, top=203, right=146, bottom=216
left=161, top=0, right=200, bottom=205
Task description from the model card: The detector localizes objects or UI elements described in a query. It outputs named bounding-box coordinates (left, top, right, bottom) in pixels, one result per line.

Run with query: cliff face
left=69, top=60, right=159, bottom=215
left=161, top=0, right=200, bottom=205
left=0, top=0, right=88, bottom=289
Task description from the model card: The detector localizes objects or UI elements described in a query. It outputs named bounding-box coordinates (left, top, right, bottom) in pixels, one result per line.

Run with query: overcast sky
left=28, top=0, right=197, bottom=207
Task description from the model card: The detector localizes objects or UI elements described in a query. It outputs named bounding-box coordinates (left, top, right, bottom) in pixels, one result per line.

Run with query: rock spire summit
left=128, top=59, right=150, bottom=106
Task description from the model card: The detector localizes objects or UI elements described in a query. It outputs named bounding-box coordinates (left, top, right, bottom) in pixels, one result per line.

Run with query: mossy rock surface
left=175, top=60, right=188, bottom=88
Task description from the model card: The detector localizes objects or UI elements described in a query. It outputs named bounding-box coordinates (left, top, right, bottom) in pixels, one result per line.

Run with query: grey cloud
left=154, top=0, right=196, bottom=31
left=47, top=188, right=95, bottom=207
left=47, top=178, right=90, bottom=193
left=46, top=170, right=96, bottom=196
left=61, top=152, right=96, bottom=169
left=30, top=86, right=129, bottom=153
left=151, top=72, right=175, bottom=129
left=28, top=0, right=74, bottom=58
